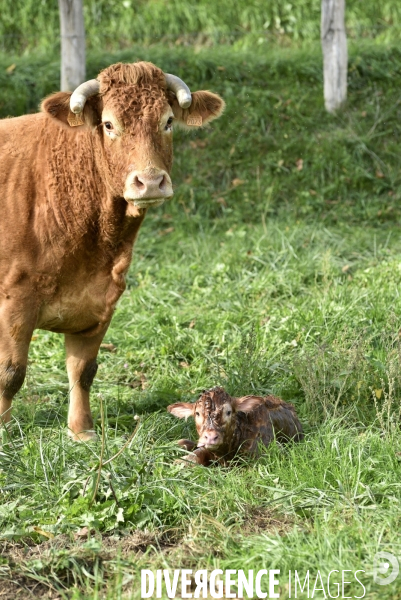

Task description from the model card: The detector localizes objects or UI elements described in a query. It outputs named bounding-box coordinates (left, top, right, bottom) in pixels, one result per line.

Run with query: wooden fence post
left=58, top=0, right=86, bottom=91
left=321, top=0, right=348, bottom=112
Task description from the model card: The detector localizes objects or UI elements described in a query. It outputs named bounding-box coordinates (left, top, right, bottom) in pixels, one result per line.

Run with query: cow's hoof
left=177, top=438, right=197, bottom=451
left=68, top=429, right=97, bottom=442
left=174, top=452, right=203, bottom=467
left=174, top=457, right=198, bottom=467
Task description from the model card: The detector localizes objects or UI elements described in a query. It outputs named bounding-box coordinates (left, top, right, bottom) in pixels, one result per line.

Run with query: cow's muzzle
left=124, top=168, right=173, bottom=208
left=198, top=429, right=222, bottom=449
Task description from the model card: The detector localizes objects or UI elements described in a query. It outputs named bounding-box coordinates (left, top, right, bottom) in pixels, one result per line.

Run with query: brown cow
left=167, top=386, right=303, bottom=466
left=0, top=61, right=224, bottom=440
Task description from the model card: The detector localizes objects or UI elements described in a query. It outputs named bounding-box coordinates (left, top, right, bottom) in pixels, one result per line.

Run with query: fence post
left=321, top=0, right=348, bottom=112
left=58, top=0, right=86, bottom=91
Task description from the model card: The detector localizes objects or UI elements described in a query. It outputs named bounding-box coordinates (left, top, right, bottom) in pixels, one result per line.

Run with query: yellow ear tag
left=67, top=112, right=85, bottom=127
left=187, top=116, right=202, bottom=127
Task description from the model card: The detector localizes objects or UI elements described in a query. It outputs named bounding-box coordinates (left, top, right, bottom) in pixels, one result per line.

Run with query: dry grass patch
left=0, top=531, right=161, bottom=599
left=241, top=506, right=295, bottom=537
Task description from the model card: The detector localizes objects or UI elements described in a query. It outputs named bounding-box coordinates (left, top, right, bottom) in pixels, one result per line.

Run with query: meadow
left=0, top=0, right=401, bottom=53
left=1, top=19, right=401, bottom=600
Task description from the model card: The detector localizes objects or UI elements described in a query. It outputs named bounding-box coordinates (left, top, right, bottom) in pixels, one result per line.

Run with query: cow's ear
left=41, top=92, right=101, bottom=130
left=167, top=402, right=195, bottom=419
left=170, top=91, right=225, bottom=130
left=232, top=395, right=264, bottom=413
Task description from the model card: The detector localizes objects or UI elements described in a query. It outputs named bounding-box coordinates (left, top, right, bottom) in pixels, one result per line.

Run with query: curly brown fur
left=168, top=386, right=304, bottom=466
left=0, top=60, right=224, bottom=438
left=98, top=63, right=168, bottom=131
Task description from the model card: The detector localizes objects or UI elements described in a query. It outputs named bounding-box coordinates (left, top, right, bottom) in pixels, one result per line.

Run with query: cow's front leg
left=177, top=447, right=215, bottom=467
left=177, top=438, right=197, bottom=451
left=65, top=327, right=108, bottom=441
left=0, top=302, right=35, bottom=433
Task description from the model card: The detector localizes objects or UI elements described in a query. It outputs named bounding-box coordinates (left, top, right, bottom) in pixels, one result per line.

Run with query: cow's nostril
left=203, top=432, right=219, bottom=445
left=126, top=170, right=173, bottom=201
left=133, top=176, right=145, bottom=190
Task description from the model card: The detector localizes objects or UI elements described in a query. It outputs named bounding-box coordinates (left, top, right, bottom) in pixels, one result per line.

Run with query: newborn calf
left=167, top=386, right=303, bottom=466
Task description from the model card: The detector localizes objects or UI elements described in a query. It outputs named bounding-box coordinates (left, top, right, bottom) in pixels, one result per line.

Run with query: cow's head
left=42, top=61, right=225, bottom=209
left=167, top=386, right=263, bottom=451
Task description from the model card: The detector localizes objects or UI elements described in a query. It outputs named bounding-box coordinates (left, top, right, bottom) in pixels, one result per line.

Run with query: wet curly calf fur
left=167, top=386, right=303, bottom=466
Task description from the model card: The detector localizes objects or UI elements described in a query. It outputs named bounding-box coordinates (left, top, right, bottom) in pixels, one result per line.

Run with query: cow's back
left=234, top=395, right=303, bottom=455
left=261, top=396, right=304, bottom=442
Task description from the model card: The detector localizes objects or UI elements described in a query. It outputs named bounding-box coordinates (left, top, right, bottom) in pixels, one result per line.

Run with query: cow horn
left=165, top=73, right=192, bottom=109
left=70, top=79, right=100, bottom=114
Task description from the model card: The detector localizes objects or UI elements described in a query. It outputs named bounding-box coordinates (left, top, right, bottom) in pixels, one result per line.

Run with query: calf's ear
left=41, top=92, right=101, bottom=130
left=167, top=402, right=195, bottom=419
left=170, top=91, right=225, bottom=130
left=232, top=395, right=264, bottom=413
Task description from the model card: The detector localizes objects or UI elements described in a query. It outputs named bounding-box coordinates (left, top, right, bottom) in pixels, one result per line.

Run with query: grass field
left=1, top=38, right=401, bottom=599
left=1, top=0, right=401, bottom=54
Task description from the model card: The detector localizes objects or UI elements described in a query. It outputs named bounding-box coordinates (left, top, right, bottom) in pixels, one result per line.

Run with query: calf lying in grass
left=167, top=386, right=303, bottom=466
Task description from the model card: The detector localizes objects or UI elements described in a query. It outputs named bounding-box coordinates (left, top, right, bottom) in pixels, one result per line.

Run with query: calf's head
left=42, top=61, right=225, bottom=208
left=168, top=386, right=262, bottom=452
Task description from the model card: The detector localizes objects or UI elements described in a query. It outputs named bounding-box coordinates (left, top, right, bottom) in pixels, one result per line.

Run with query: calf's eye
left=104, top=122, right=113, bottom=131
left=195, top=411, right=200, bottom=417
left=227, top=410, right=232, bottom=416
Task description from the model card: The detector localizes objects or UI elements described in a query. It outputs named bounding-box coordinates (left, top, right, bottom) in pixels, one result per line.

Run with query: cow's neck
left=93, top=136, right=153, bottom=249
left=217, top=414, right=251, bottom=459
left=43, top=125, right=147, bottom=249
left=97, top=191, right=148, bottom=248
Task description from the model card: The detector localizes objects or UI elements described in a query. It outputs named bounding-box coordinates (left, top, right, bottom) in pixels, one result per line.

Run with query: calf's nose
left=201, top=431, right=220, bottom=446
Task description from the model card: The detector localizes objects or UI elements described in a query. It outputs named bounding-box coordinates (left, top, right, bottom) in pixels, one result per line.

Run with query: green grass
left=2, top=41, right=401, bottom=598
left=0, top=0, right=401, bottom=54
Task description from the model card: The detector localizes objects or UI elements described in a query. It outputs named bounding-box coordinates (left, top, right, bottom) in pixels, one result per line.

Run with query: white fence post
left=321, top=0, right=348, bottom=112
left=58, top=0, right=86, bottom=92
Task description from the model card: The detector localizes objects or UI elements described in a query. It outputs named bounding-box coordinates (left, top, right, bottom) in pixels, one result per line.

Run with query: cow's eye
left=227, top=410, right=232, bottom=416
left=165, top=117, right=174, bottom=130
left=104, top=122, right=113, bottom=131
left=195, top=411, right=200, bottom=417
